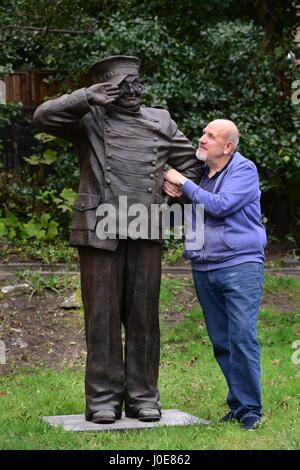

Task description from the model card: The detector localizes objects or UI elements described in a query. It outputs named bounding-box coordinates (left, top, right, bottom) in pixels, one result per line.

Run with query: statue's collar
left=107, top=104, right=142, bottom=116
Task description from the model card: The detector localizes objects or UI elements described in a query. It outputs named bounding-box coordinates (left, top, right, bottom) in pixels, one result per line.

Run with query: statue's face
left=116, top=75, right=142, bottom=111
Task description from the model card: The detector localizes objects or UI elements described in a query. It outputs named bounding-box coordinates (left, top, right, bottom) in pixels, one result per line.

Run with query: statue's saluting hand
left=86, top=82, right=120, bottom=106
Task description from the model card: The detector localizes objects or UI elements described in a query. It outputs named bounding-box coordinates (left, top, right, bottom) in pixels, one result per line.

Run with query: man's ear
left=224, top=142, right=234, bottom=155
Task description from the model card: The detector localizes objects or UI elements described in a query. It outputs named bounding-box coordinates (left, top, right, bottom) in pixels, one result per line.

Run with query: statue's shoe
left=91, top=410, right=117, bottom=424
left=137, top=408, right=161, bottom=422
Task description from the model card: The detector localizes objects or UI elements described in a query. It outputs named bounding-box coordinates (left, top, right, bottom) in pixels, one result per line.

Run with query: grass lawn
left=0, top=273, right=300, bottom=450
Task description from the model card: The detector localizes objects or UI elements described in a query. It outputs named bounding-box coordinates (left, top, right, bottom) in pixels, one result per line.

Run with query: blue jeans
left=192, top=262, right=264, bottom=420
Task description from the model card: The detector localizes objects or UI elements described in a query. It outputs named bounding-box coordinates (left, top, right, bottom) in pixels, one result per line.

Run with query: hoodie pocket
left=221, top=227, right=237, bottom=250
left=203, top=225, right=235, bottom=261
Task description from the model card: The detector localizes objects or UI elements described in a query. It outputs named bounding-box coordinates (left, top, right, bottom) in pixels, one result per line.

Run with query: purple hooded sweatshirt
left=181, top=151, right=267, bottom=271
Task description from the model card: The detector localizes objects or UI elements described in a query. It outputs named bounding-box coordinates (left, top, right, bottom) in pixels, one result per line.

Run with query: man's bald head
left=210, top=119, right=239, bottom=153
left=197, top=119, right=239, bottom=166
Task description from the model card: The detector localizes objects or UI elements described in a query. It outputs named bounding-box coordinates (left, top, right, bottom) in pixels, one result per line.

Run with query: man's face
left=115, top=75, right=142, bottom=111
left=197, top=122, right=229, bottom=163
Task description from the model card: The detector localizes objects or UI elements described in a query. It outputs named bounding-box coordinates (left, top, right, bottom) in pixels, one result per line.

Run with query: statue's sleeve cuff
left=68, top=88, right=92, bottom=115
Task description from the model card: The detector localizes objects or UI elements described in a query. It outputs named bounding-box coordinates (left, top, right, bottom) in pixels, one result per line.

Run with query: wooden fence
left=1, top=70, right=92, bottom=168
left=4, top=70, right=91, bottom=107
left=5, top=70, right=59, bottom=107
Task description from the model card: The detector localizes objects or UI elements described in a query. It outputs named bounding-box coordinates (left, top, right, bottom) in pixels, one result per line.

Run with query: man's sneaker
left=219, top=410, right=236, bottom=423
left=240, top=416, right=261, bottom=431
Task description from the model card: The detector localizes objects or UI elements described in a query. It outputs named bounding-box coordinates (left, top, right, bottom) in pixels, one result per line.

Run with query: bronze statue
left=33, top=56, right=201, bottom=424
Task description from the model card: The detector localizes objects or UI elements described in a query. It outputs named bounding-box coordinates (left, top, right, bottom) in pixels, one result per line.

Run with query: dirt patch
left=0, top=278, right=86, bottom=375
left=0, top=273, right=198, bottom=374
left=0, top=270, right=299, bottom=375
left=261, top=290, right=300, bottom=313
left=160, top=274, right=198, bottom=324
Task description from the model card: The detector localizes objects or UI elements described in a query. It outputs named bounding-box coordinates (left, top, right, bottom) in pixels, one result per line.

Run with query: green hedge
left=0, top=7, right=299, bottom=246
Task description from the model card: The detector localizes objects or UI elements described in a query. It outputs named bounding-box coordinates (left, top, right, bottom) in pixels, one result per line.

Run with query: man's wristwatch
left=179, top=176, right=188, bottom=189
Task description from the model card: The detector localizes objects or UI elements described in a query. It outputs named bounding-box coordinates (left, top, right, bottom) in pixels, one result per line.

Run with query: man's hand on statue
left=164, top=169, right=185, bottom=186
left=86, top=83, right=120, bottom=106
left=163, top=180, right=182, bottom=197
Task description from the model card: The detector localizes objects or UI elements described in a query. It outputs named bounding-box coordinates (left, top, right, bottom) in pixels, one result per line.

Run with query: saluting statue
left=33, top=56, right=201, bottom=424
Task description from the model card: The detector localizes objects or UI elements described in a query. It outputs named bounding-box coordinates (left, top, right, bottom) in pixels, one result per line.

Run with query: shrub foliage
left=0, top=0, right=299, bottom=253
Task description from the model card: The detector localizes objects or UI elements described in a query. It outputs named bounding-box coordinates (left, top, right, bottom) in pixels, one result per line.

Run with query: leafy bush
left=0, top=3, right=299, bottom=254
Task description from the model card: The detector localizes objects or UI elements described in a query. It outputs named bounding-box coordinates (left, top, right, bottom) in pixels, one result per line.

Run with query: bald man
left=164, top=119, right=267, bottom=431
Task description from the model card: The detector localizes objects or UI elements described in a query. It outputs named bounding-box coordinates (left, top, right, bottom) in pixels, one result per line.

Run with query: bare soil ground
left=262, top=289, right=300, bottom=313
left=0, top=277, right=86, bottom=374
left=0, top=270, right=299, bottom=374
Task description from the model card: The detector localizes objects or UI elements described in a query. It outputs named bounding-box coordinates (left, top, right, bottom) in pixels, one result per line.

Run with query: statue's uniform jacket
left=33, top=87, right=201, bottom=249
left=33, top=87, right=201, bottom=418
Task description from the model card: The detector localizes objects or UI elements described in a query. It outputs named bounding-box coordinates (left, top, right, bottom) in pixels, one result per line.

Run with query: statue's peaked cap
left=88, top=55, right=141, bottom=85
